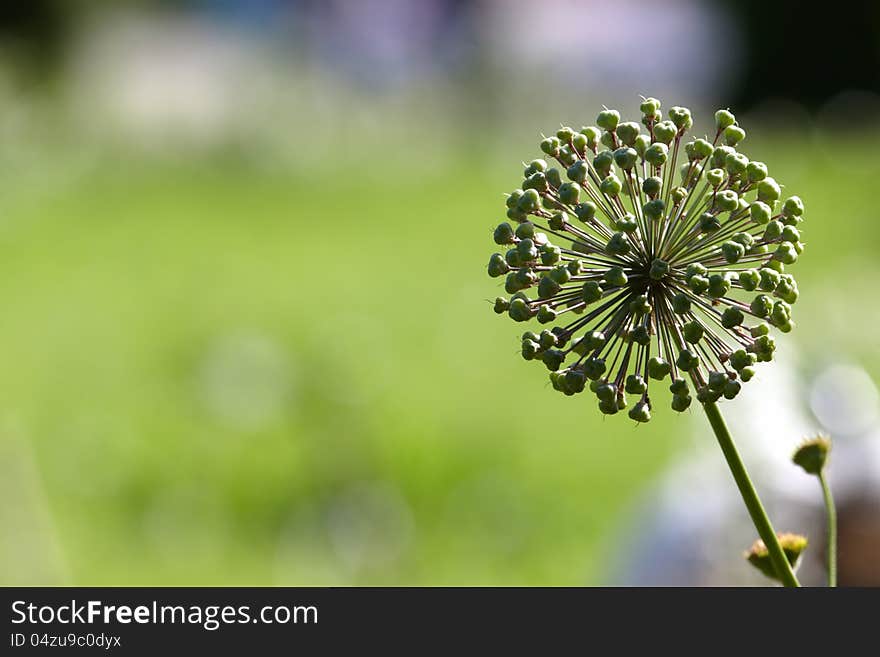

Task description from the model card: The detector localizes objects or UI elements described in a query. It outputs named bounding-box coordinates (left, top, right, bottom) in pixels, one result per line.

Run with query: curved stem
left=818, top=472, right=837, bottom=587
left=702, top=400, right=801, bottom=587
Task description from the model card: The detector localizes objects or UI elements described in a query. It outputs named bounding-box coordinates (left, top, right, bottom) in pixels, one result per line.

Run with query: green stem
left=702, top=400, right=801, bottom=587
left=818, top=472, right=837, bottom=587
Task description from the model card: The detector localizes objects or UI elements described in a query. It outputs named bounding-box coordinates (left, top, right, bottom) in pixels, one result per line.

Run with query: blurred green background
left=1, top=0, right=879, bottom=585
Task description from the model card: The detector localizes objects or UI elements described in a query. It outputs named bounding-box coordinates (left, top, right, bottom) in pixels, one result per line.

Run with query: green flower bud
left=715, top=189, right=739, bottom=212
left=628, top=401, right=651, bottom=423
left=746, top=533, right=807, bottom=583
left=540, top=136, right=561, bottom=157
left=708, top=273, right=731, bottom=298
left=642, top=176, right=662, bottom=197
left=643, top=199, right=665, bottom=221
left=792, top=436, right=831, bottom=475
left=488, top=252, right=510, bottom=277
left=683, top=320, right=704, bottom=343
left=739, top=269, right=760, bottom=291
left=706, top=168, right=725, bottom=187
left=721, top=306, right=745, bottom=328
left=669, top=378, right=689, bottom=395
left=593, top=150, right=614, bottom=178
left=517, top=188, right=541, bottom=212
left=699, top=212, right=721, bottom=233
left=605, top=232, right=631, bottom=256
left=558, top=182, right=581, bottom=205
left=722, top=240, right=746, bottom=263
left=582, top=280, right=603, bottom=304
left=757, top=177, right=781, bottom=202
left=649, top=258, right=670, bottom=280
left=676, top=349, right=700, bottom=371
left=604, top=266, right=628, bottom=287
left=668, top=106, right=692, bottom=130
left=750, top=294, right=773, bottom=318
left=714, top=109, right=736, bottom=131
left=723, top=125, right=746, bottom=146
left=566, top=160, right=589, bottom=183
left=600, top=174, right=623, bottom=197
left=648, top=357, right=671, bottom=380
left=508, top=297, right=533, bottom=321
left=782, top=195, right=804, bottom=218
left=612, top=146, right=637, bottom=171
left=671, top=292, right=691, bottom=314
left=747, top=161, right=768, bottom=182
left=645, top=142, right=669, bottom=167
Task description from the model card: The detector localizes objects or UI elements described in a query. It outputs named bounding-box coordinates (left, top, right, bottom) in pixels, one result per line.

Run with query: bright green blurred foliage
left=0, top=133, right=878, bottom=585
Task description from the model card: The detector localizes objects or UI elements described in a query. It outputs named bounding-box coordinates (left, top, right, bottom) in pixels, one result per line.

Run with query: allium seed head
left=487, top=100, right=806, bottom=422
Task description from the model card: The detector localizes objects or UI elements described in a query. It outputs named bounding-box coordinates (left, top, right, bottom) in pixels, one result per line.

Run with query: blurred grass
left=0, top=134, right=878, bottom=585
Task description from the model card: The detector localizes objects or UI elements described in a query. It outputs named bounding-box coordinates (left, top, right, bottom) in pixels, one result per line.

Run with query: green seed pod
left=521, top=339, right=540, bottom=360
left=708, top=370, right=728, bottom=392
left=494, top=297, right=510, bottom=314
left=592, top=150, right=614, bottom=178
left=782, top=195, right=804, bottom=218
left=750, top=323, right=769, bottom=338
left=723, top=379, right=742, bottom=400
left=488, top=253, right=510, bottom=277
left=600, top=174, right=623, bottom=197
left=683, top=320, right=704, bottom=343
left=598, top=398, right=619, bottom=415
left=721, top=306, right=744, bottom=328
left=605, top=232, right=631, bottom=256
left=515, top=221, right=535, bottom=239
left=594, top=382, right=616, bottom=403
left=508, top=297, right=533, bottom=321
left=708, top=273, right=731, bottom=298
left=549, top=265, right=571, bottom=285
left=668, top=106, right=692, bottom=130
left=697, top=386, right=722, bottom=403
left=558, top=145, right=577, bottom=166
left=669, top=378, right=689, bottom=395
left=604, top=265, right=628, bottom=287
left=686, top=262, right=708, bottom=278
left=774, top=241, right=798, bottom=265
left=740, top=366, right=756, bottom=382
left=792, top=436, right=831, bottom=475
left=774, top=276, right=798, bottom=304
left=506, top=189, right=525, bottom=209
left=630, top=325, right=651, bottom=346
left=685, top=138, right=713, bottom=161
left=540, top=137, right=561, bottom=157
left=583, top=356, right=607, bottom=380
left=722, top=240, right=746, bottom=264
left=699, top=212, right=721, bottom=233
left=613, top=146, right=638, bottom=171
left=564, top=368, right=587, bottom=394
left=688, top=275, right=710, bottom=294
left=566, top=160, right=589, bottom=183
left=752, top=334, right=776, bottom=362
left=547, top=211, right=568, bottom=231
left=537, top=304, right=558, bottom=325
left=729, top=349, right=755, bottom=371
left=571, top=133, right=588, bottom=153
left=580, top=126, right=601, bottom=150
left=764, top=220, right=783, bottom=241
left=671, top=186, right=688, bottom=203
left=649, top=258, right=670, bottom=280
left=574, top=201, right=597, bottom=223
left=676, top=349, right=700, bottom=371
left=524, top=159, right=548, bottom=177
left=611, top=213, right=635, bottom=233
left=739, top=269, right=760, bottom=291
left=517, top=188, right=541, bottom=213
left=556, top=126, right=576, bottom=143
left=493, top=222, right=515, bottom=245
left=629, top=294, right=652, bottom=316
left=581, top=280, right=604, bottom=304
left=537, top=329, right=557, bottom=349
left=706, top=168, right=725, bottom=187
left=710, top=146, right=732, bottom=169
left=723, top=125, right=746, bottom=146
left=616, top=121, right=640, bottom=147
left=724, top=153, right=748, bottom=177
left=648, top=357, right=671, bottom=380
left=714, top=109, right=736, bottom=131
left=625, top=374, right=647, bottom=395
left=514, top=267, right=537, bottom=288
left=558, top=182, right=581, bottom=205
left=671, top=394, right=692, bottom=412
left=640, top=97, right=661, bottom=115
left=545, top=167, right=563, bottom=188
left=770, top=299, right=792, bottom=327
left=747, top=161, right=768, bottom=182
left=643, top=199, right=665, bottom=221
left=596, top=109, right=621, bottom=131
left=750, top=294, right=773, bottom=318
left=642, top=176, right=662, bottom=197
left=628, top=401, right=651, bottom=423
left=644, top=143, right=669, bottom=167
left=537, top=275, right=561, bottom=299
left=781, top=225, right=800, bottom=243
left=633, top=134, right=651, bottom=158
left=505, top=248, right=522, bottom=269
left=541, top=348, right=565, bottom=370
left=757, top=177, right=781, bottom=202
left=653, top=120, right=677, bottom=144
left=749, top=201, right=772, bottom=225
left=671, top=292, right=691, bottom=314
left=732, top=232, right=754, bottom=249
left=516, top=237, right=538, bottom=261
left=715, top=189, right=739, bottom=212
left=540, top=244, right=562, bottom=265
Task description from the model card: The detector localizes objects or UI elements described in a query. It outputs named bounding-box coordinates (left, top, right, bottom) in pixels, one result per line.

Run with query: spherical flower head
left=745, top=533, right=808, bottom=582
left=486, top=100, right=806, bottom=422
left=792, top=435, right=831, bottom=475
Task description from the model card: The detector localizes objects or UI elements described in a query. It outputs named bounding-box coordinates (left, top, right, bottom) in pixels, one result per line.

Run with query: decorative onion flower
left=486, top=99, right=805, bottom=423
